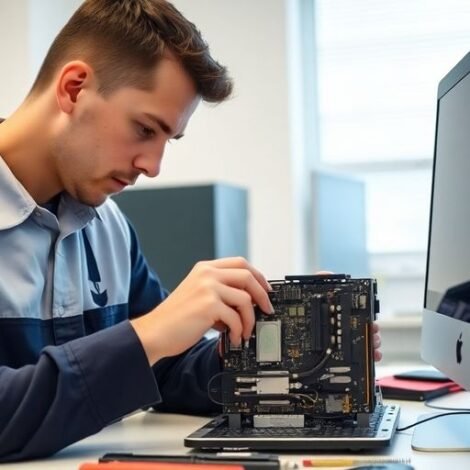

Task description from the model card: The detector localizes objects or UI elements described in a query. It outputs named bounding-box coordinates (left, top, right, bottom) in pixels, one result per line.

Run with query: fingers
left=372, top=322, right=382, bottom=362
left=188, top=258, right=273, bottom=347
left=216, top=268, right=274, bottom=314
left=373, top=332, right=381, bottom=349
left=217, top=337, right=223, bottom=358
left=215, top=301, right=247, bottom=346
left=372, top=322, right=381, bottom=349
left=217, top=284, right=256, bottom=341
left=206, top=257, right=272, bottom=293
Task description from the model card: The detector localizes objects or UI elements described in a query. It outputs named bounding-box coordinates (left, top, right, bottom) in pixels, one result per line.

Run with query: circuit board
left=218, top=274, right=379, bottom=428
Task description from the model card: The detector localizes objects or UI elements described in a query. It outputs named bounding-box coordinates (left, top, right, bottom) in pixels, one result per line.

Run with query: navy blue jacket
left=0, top=155, right=221, bottom=462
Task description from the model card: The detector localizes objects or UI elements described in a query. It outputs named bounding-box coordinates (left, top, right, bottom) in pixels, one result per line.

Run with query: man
left=0, top=0, right=382, bottom=462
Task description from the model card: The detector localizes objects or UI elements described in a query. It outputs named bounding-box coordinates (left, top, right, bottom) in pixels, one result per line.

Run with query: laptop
left=185, top=275, right=400, bottom=451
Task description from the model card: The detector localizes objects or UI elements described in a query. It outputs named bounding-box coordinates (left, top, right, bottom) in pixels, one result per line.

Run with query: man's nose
left=134, top=144, right=165, bottom=178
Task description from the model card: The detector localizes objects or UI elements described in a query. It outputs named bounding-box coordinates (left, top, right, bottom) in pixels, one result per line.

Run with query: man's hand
left=372, top=321, right=382, bottom=362
left=130, top=257, right=273, bottom=365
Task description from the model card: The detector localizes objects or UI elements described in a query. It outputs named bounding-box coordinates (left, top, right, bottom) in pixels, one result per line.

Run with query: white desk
left=2, top=393, right=470, bottom=470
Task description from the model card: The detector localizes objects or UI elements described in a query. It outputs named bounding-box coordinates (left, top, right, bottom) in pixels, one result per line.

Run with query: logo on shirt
left=82, top=229, right=108, bottom=307
left=90, top=281, right=108, bottom=307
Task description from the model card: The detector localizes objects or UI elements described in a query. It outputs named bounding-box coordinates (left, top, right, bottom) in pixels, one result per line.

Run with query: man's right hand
left=130, top=257, right=273, bottom=365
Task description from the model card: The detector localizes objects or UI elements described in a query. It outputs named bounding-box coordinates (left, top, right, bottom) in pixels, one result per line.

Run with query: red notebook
left=377, top=375, right=462, bottom=401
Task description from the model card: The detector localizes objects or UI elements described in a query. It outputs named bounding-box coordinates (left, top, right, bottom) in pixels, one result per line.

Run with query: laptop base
left=185, top=404, right=400, bottom=451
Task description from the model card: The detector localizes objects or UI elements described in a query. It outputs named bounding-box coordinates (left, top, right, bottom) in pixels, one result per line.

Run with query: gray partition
left=113, top=184, right=248, bottom=292
left=311, top=171, right=369, bottom=277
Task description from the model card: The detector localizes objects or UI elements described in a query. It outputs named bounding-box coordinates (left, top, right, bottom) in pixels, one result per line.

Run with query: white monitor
left=415, top=52, right=470, bottom=451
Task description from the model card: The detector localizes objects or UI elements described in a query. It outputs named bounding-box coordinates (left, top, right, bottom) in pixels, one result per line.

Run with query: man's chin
left=72, top=190, right=109, bottom=207
left=85, top=196, right=108, bottom=207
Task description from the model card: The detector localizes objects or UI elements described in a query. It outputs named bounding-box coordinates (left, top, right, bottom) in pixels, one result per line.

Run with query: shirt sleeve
left=0, top=321, right=160, bottom=462
left=152, top=336, right=223, bottom=415
left=125, top=219, right=223, bottom=414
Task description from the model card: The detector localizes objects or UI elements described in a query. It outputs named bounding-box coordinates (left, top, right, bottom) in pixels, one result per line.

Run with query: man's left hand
left=372, top=321, right=382, bottom=362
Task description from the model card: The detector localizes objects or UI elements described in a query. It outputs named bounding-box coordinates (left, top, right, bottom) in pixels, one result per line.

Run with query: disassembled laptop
left=219, top=274, right=379, bottom=428
left=185, top=274, right=400, bottom=451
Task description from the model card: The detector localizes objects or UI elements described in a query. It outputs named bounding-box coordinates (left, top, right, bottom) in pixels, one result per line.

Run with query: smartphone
left=393, top=368, right=449, bottom=382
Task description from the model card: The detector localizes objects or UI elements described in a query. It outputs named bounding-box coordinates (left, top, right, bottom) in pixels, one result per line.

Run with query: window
left=314, top=0, right=470, bottom=315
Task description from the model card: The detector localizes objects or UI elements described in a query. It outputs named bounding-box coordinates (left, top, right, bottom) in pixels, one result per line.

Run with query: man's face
left=53, top=58, right=199, bottom=206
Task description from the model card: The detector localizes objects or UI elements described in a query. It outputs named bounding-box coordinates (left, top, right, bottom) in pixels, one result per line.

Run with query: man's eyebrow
left=143, top=112, right=184, bottom=140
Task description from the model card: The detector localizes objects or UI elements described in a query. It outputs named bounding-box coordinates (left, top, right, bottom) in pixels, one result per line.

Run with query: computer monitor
left=414, top=52, right=470, bottom=451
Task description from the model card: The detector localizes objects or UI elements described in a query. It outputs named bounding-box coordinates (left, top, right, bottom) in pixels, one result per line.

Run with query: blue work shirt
left=0, top=155, right=221, bottom=462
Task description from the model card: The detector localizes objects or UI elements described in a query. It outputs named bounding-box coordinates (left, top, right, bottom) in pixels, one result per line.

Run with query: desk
left=2, top=392, right=470, bottom=470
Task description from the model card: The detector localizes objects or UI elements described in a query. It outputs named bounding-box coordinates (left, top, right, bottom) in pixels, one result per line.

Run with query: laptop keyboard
left=206, top=404, right=391, bottom=439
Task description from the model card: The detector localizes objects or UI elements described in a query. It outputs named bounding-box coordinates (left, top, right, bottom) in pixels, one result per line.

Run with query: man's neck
left=0, top=96, right=62, bottom=204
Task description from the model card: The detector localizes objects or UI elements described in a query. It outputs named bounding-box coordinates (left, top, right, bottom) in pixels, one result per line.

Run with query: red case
left=377, top=375, right=462, bottom=401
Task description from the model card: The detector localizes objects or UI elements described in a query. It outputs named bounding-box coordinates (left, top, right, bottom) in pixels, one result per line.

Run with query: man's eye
left=136, top=123, right=155, bottom=139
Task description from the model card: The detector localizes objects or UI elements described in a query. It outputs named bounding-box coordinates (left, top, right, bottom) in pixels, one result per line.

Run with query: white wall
left=28, top=0, right=82, bottom=78
left=0, top=0, right=303, bottom=279
left=0, top=1, right=31, bottom=115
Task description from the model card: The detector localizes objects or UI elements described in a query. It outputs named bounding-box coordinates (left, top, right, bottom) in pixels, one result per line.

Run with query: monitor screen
left=415, top=53, right=470, bottom=451
left=425, top=60, right=470, bottom=323
left=422, top=52, right=470, bottom=391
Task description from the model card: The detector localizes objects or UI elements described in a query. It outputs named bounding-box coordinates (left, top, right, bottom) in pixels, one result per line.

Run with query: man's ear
left=56, top=61, right=95, bottom=114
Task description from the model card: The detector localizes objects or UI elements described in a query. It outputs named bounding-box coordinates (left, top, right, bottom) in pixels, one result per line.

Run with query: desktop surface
left=2, top=392, right=469, bottom=470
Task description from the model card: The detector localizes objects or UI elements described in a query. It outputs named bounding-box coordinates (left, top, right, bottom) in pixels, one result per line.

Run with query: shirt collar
left=0, top=156, right=36, bottom=230
left=0, top=156, right=101, bottom=231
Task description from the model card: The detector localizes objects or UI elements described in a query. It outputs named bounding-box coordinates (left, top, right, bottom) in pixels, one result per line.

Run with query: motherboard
left=216, top=274, right=379, bottom=428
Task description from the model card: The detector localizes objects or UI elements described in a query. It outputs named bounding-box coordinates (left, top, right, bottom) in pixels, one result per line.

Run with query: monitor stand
left=412, top=413, right=470, bottom=451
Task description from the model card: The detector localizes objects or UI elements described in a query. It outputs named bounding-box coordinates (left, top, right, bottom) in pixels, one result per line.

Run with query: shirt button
left=35, top=210, right=42, bottom=217
left=55, top=306, right=64, bottom=316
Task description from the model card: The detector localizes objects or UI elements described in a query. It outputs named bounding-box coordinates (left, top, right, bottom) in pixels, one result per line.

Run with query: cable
left=291, top=392, right=319, bottom=408
left=207, top=371, right=232, bottom=406
left=396, top=411, right=470, bottom=432
left=291, top=348, right=333, bottom=379
left=424, top=400, right=470, bottom=412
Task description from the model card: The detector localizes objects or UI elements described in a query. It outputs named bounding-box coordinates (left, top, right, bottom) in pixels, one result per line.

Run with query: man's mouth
left=111, top=178, right=129, bottom=189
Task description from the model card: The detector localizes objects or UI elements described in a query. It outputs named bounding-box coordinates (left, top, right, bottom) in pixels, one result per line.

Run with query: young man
left=0, top=0, right=382, bottom=462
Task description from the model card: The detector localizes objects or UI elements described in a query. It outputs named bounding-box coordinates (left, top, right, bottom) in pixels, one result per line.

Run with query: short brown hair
left=30, top=0, right=233, bottom=102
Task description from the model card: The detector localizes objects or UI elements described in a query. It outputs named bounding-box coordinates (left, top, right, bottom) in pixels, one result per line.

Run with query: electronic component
left=219, top=274, right=379, bottom=428
left=256, top=320, right=282, bottom=362
left=253, top=414, right=304, bottom=428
